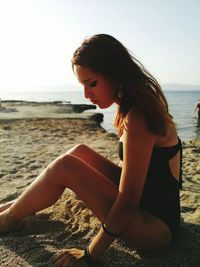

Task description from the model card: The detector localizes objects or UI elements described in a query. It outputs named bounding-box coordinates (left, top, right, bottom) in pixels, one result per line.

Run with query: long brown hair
left=72, top=34, right=174, bottom=136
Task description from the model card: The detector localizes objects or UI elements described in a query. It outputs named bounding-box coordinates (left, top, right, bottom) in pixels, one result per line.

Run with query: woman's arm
left=88, top=109, right=157, bottom=260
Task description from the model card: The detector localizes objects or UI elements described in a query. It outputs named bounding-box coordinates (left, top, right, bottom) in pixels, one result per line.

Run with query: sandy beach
left=0, top=102, right=200, bottom=266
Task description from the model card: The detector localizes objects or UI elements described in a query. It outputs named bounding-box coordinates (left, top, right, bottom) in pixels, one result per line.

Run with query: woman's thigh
left=58, top=155, right=171, bottom=251
left=66, top=144, right=121, bottom=185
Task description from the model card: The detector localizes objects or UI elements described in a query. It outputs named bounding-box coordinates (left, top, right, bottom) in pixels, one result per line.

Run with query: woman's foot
left=0, top=208, right=23, bottom=234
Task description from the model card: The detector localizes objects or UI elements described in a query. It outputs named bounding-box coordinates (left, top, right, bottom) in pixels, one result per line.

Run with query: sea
left=1, top=89, right=200, bottom=141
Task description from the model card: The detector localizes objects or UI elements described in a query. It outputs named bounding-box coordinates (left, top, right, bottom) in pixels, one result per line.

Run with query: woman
left=195, top=99, right=200, bottom=124
left=0, top=34, right=182, bottom=267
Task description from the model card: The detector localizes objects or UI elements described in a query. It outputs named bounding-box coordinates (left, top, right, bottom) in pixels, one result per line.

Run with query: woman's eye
left=89, top=81, right=97, bottom=88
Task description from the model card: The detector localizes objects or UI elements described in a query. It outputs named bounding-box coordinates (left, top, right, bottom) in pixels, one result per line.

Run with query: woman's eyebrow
left=83, top=78, right=92, bottom=83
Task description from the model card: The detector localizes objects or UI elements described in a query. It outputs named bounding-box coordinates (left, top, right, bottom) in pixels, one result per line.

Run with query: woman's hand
left=52, top=248, right=89, bottom=267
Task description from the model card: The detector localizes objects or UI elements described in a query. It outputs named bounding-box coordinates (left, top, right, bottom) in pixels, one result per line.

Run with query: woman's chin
left=98, top=102, right=113, bottom=109
left=98, top=104, right=108, bottom=109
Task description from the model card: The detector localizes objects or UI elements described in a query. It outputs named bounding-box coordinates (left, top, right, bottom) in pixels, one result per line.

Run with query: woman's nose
left=84, top=86, right=91, bottom=99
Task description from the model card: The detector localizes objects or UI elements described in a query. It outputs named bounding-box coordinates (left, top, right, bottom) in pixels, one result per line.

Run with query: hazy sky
left=0, top=0, right=199, bottom=90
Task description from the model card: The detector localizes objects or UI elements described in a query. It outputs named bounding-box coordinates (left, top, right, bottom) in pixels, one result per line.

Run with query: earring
left=118, top=85, right=123, bottom=98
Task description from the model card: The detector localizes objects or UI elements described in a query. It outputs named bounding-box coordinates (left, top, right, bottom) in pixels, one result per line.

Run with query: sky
left=0, top=0, right=199, bottom=91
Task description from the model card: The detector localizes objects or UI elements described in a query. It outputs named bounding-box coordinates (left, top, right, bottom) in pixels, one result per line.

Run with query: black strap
left=102, top=223, right=120, bottom=238
left=84, top=246, right=95, bottom=267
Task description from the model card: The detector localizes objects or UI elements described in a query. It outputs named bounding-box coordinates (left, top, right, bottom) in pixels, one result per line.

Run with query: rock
left=71, top=104, right=96, bottom=113
left=89, top=113, right=104, bottom=124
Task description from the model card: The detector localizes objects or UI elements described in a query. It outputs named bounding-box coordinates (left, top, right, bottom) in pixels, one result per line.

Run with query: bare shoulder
left=125, top=108, right=155, bottom=138
left=123, top=108, right=156, bottom=148
left=125, top=108, right=149, bottom=130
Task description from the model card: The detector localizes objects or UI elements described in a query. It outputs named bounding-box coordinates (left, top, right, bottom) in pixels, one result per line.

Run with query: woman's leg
left=65, top=144, right=121, bottom=185
left=0, top=144, right=121, bottom=213
left=0, top=152, right=171, bottom=250
left=0, top=146, right=121, bottom=233
left=0, top=200, right=16, bottom=213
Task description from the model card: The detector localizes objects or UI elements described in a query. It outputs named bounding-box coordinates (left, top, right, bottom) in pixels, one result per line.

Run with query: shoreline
left=1, top=100, right=200, bottom=142
left=0, top=102, right=200, bottom=266
left=0, top=100, right=102, bottom=121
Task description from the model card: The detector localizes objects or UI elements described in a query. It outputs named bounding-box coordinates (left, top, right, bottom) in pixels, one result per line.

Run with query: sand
left=0, top=102, right=200, bottom=266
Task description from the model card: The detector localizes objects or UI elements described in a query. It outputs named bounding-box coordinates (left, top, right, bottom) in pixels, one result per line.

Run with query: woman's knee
left=66, top=143, right=91, bottom=157
left=46, top=154, right=79, bottom=184
left=57, top=154, right=80, bottom=173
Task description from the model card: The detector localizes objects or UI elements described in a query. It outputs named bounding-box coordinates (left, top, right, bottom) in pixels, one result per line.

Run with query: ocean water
left=1, top=90, right=200, bottom=141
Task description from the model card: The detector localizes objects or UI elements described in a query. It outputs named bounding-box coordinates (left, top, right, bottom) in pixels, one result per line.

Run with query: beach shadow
left=0, top=213, right=67, bottom=266
left=97, top=222, right=200, bottom=267
left=134, top=222, right=200, bottom=267
left=1, top=217, right=200, bottom=266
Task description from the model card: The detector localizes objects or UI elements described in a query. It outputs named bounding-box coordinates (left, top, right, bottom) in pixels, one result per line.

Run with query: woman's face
left=73, top=65, right=119, bottom=109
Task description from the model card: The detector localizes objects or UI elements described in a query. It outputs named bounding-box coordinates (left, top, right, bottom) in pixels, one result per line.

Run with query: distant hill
left=162, top=83, right=200, bottom=91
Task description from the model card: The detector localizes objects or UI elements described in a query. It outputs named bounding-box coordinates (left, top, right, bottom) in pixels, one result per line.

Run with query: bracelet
left=101, top=223, right=119, bottom=238
left=84, top=246, right=95, bottom=267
